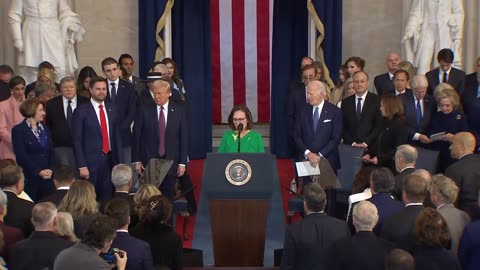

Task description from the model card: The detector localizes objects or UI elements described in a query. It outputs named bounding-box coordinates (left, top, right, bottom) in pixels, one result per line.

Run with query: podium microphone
left=237, top=123, right=243, bottom=153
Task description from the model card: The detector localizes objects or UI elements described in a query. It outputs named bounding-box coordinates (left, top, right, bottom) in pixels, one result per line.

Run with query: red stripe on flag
left=210, top=0, right=222, bottom=123
left=256, top=0, right=270, bottom=122
left=231, top=0, right=246, bottom=106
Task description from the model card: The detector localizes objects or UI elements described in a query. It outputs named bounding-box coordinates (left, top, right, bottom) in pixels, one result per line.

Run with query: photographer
left=54, top=215, right=128, bottom=270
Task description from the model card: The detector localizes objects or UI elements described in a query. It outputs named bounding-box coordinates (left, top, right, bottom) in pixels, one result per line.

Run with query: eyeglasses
left=233, top=118, right=246, bottom=122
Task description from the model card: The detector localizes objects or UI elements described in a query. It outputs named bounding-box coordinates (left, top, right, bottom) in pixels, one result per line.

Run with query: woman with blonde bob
left=58, top=180, right=99, bottom=239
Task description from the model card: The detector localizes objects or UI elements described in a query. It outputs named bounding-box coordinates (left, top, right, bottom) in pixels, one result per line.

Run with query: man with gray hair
left=393, top=145, right=418, bottom=199
left=9, top=202, right=73, bottom=270
left=430, top=174, right=470, bottom=254
left=330, top=201, right=395, bottom=270
left=399, top=74, right=436, bottom=144
left=411, top=168, right=435, bottom=207
left=0, top=190, right=23, bottom=260
left=34, top=82, right=56, bottom=103
left=100, top=164, right=134, bottom=215
left=281, top=183, right=349, bottom=270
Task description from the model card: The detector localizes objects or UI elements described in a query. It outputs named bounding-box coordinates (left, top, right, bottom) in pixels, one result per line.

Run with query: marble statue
left=402, top=0, right=464, bottom=75
left=8, top=0, right=86, bottom=83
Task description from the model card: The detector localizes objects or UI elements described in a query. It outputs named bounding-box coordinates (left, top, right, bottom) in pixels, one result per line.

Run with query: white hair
left=111, top=164, right=132, bottom=187
left=352, top=201, right=378, bottom=231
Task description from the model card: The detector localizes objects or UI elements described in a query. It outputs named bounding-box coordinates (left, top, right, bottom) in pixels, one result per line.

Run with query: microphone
left=237, top=123, right=243, bottom=152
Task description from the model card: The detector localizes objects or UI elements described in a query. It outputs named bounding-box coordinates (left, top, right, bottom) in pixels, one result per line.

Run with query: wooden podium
left=202, top=153, right=278, bottom=267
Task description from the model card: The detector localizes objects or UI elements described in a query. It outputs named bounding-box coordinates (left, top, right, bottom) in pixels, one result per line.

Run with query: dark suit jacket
left=287, top=84, right=308, bottom=139
left=132, top=100, right=188, bottom=166
left=294, top=101, right=342, bottom=172
left=100, top=192, right=135, bottom=217
left=330, top=231, right=395, bottom=270
left=381, top=204, right=424, bottom=253
left=0, top=221, right=23, bottom=261
left=458, top=221, right=480, bottom=270
left=400, top=90, right=436, bottom=137
left=71, top=101, right=122, bottom=169
left=46, top=95, right=89, bottom=147
left=281, top=212, right=350, bottom=270
left=3, top=191, right=34, bottom=237
left=368, top=193, right=404, bottom=235
left=426, top=67, right=466, bottom=95
left=445, top=154, right=480, bottom=212
left=39, top=188, right=69, bottom=206
left=131, top=222, right=183, bottom=270
left=112, top=231, right=154, bottom=270
left=0, top=80, right=10, bottom=101
left=11, top=120, right=54, bottom=182
left=374, top=72, right=395, bottom=96
left=9, top=231, right=73, bottom=270
left=341, top=92, right=383, bottom=146
left=106, top=79, right=136, bottom=148
left=414, top=246, right=461, bottom=270
left=131, top=75, right=147, bottom=97
left=463, top=72, right=480, bottom=143
left=393, top=167, right=415, bottom=200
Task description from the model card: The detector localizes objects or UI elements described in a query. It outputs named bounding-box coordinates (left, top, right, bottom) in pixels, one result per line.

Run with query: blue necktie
left=313, top=107, right=319, bottom=132
left=66, top=100, right=73, bottom=128
left=416, top=99, right=422, bottom=125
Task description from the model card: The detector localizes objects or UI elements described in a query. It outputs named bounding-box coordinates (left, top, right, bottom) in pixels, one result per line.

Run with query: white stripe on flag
left=244, top=0, right=258, bottom=122
left=219, top=0, right=234, bottom=123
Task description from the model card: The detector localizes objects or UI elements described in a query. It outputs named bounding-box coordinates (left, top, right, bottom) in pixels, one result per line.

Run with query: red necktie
left=158, top=106, right=166, bottom=156
left=99, top=104, right=110, bottom=154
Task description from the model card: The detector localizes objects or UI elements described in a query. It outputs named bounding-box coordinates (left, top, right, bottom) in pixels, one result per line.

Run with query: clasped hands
left=38, top=169, right=53, bottom=180
left=307, top=152, right=321, bottom=167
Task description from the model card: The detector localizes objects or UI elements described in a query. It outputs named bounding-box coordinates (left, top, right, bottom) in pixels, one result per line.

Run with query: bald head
left=450, top=132, right=476, bottom=159
left=386, top=52, right=400, bottom=73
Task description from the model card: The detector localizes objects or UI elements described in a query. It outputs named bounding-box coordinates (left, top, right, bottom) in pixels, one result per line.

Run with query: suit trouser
left=177, top=172, right=197, bottom=214
left=88, top=154, right=113, bottom=201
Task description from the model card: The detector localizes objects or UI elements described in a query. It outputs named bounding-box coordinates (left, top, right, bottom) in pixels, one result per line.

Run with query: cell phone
left=100, top=248, right=120, bottom=264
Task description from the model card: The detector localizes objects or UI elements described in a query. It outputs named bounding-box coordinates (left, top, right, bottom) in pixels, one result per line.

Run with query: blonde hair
left=37, top=68, right=55, bottom=87
left=133, top=184, right=161, bottom=213
left=55, top=212, right=78, bottom=242
left=434, top=83, right=460, bottom=110
left=58, top=181, right=98, bottom=220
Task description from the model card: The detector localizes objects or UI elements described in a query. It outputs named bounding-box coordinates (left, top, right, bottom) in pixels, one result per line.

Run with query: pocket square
left=323, top=119, right=332, bottom=123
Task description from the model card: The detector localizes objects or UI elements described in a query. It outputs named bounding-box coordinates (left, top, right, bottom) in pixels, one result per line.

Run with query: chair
left=414, top=146, right=440, bottom=174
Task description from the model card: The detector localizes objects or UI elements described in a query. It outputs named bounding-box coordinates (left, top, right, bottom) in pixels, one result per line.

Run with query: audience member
left=104, top=198, right=153, bottom=270
left=131, top=195, right=182, bottom=270
left=411, top=169, right=434, bottom=208
left=430, top=174, right=470, bottom=253
left=39, top=165, right=75, bottom=206
left=46, top=76, right=89, bottom=171
left=75, top=66, right=97, bottom=99
left=346, top=167, right=375, bottom=232
left=374, top=52, right=400, bottom=96
left=9, top=202, right=73, bottom=270
left=54, top=215, right=128, bottom=270
left=331, top=201, right=395, bottom=270
left=132, top=184, right=161, bottom=227
left=161, top=58, right=186, bottom=104
left=426, top=48, right=465, bottom=96
left=413, top=208, right=461, bottom=270
left=0, top=76, right=26, bottom=160
left=392, top=69, right=410, bottom=96
left=280, top=183, right=350, bottom=270
left=426, top=84, right=469, bottom=172
left=330, top=64, right=348, bottom=105
left=393, top=145, right=417, bottom=199
left=341, top=71, right=382, bottom=149
left=0, top=65, right=13, bottom=84
left=367, top=168, right=404, bottom=234
left=0, top=190, right=23, bottom=262
left=344, top=56, right=365, bottom=78
left=101, top=164, right=134, bottom=215
left=381, top=174, right=426, bottom=252
left=218, top=105, right=264, bottom=153
left=462, top=57, right=480, bottom=146
left=458, top=210, right=480, bottom=270
left=384, top=248, right=415, bottom=270
left=0, top=165, right=34, bottom=237
left=0, top=159, right=32, bottom=202
left=118, top=53, right=145, bottom=96
left=58, top=180, right=99, bottom=239
left=362, top=95, right=410, bottom=172
left=312, top=61, right=333, bottom=101
left=25, top=64, right=59, bottom=98
left=34, top=82, right=56, bottom=103
left=445, top=132, right=480, bottom=213
left=55, top=212, right=78, bottom=242
left=398, top=61, right=416, bottom=89
left=12, top=98, right=54, bottom=201
left=336, top=78, right=355, bottom=108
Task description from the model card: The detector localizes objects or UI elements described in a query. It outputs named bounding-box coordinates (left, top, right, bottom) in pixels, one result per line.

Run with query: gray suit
left=54, top=242, right=110, bottom=270
left=437, top=203, right=471, bottom=254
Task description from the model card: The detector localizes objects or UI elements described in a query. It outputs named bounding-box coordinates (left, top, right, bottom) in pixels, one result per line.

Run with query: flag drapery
left=210, top=0, right=273, bottom=123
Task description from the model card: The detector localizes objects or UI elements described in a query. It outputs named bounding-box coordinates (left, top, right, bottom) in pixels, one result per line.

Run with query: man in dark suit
left=341, top=71, right=382, bottom=149
left=101, top=57, right=136, bottom=166
left=426, top=48, right=465, bottom=95
left=100, top=164, right=135, bottom=216
left=399, top=74, right=436, bottom=144
left=381, top=174, right=427, bottom=253
left=330, top=201, right=395, bottom=270
left=0, top=80, right=10, bottom=101
left=384, top=249, right=415, bottom=270
left=9, top=202, right=73, bottom=270
left=0, top=190, right=23, bottom=261
left=367, top=168, right=404, bottom=235
left=39, top=164, right=75, bottom=206
left=393, top=145, right=417, bottom=199
left=46, top=76, right=89, bottom=171
left=119, top=53, right=145, bottom=97
left=0, top=65, right=14, bottom=101
left=463, top=57, right=480, bottom=150
left=374, top=52, right=400, bottom=95
left=72, top=76, right=123, bottom=201
left=445, top=132, right=480, bottom=213
left=0, top=165, right=34, bottom=237
left=105, top=198, right=153, bottom=270
left=392, top=69, right=410, bottom=96
left=281, top=183, right=350, bottom=270
left=132, top=78, right=188, bottom=202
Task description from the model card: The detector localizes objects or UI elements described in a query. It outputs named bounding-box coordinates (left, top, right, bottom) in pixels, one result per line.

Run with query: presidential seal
left=225, top=159, right=252, bottom=186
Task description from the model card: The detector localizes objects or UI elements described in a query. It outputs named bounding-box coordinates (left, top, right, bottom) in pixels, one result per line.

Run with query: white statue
left=402, top=0, right=464, bottom=75
left=8, top=0, right=86, bottom=83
